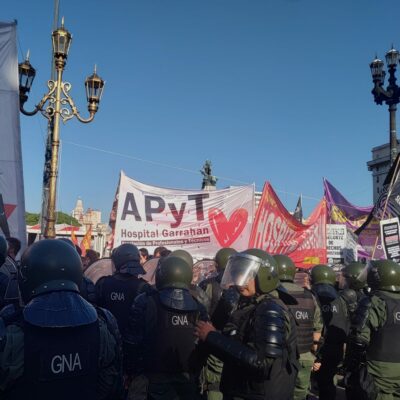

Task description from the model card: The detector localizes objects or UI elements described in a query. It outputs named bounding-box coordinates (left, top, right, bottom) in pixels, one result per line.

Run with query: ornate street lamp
left=370, top=47, right=400, bottom=165
left=19, top=18, right=105, bottom=238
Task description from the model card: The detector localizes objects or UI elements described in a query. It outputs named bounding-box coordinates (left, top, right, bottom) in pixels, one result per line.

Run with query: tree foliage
left=25, top=212, right=81, bottom=226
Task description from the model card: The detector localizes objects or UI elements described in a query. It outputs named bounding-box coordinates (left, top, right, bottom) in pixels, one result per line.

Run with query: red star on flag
left=4, top=204, right=16, bottom=219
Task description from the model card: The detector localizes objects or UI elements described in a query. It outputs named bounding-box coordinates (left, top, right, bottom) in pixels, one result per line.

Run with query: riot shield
left=84, top=258, right=114, bottom=284
left=192, top=259, right=217, bottom=285
left=139, top=258, right=160, bottom=286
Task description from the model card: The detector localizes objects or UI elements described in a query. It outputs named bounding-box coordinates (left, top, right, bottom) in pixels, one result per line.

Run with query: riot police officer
left=199, top=247, right=237, bottom=315
left=170, top=249, right=211, bottom=312
left=58, top=238, right=97, bottom=304
left=195, top=250, right=299, bottom=400
left=310, top=264, right=338, bottom=315
left=311, top=264, right=350, bottom=400
left=124, top=256, right=207, bottom=400
left=0, top=235, right=19, bottom=309
left=0, top=239, right=123, bottom=399
left=96, top=243, right=151, bottom=335
left=345, top=260, right=400, bottom=400
left=275, top=254, right=322, bottom=400
left=198, top=247, right=237, bottom=400
left=340, top=261, right=368, bottom=314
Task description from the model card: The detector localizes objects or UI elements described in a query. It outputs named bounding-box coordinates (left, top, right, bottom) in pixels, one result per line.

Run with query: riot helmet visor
left=221, top=253, right=263, bottom=289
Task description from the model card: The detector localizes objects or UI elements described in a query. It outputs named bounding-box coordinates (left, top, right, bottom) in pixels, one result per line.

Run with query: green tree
left=25, top=212, right=40, bottom=225
left=25, top=211, right=81, bottom=226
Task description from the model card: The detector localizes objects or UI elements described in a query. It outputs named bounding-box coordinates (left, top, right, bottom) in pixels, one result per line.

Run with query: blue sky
left=3, top=0, right=399, bottom=221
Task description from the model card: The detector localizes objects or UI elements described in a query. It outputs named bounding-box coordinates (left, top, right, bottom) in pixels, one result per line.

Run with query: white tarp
left=112, top=171, right=254, bottom=258
left=0, top=21, right=26, bottom=249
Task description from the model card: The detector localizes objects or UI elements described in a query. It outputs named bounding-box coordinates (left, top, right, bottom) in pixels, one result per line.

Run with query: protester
left=82, top=248, right=99, bottom=270
left=0, top=239, right=123, bottom=399
left=6, top=237, right=21, bottom=261
left=153, top=246, right=167, bottom=258
left=139, top=247, right=149, bottom=265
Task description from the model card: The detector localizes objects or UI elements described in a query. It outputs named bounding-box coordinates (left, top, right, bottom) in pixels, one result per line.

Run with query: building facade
left=367, top=142, right=400, bottom=203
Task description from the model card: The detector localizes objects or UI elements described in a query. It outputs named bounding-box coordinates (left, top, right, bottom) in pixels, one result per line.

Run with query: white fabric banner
left=113, top=171, right=254, bottom=258
left=0, top=21, right=26, bottom=248
left=380, top=218, right=400, bottom=262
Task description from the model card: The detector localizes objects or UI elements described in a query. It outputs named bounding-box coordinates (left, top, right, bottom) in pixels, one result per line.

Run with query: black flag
left=356, top=153, right=400, bottom=235
left=293, top=195, right=303, bottom=222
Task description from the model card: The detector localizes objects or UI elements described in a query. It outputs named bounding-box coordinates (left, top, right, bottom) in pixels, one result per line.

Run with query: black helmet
left=341, top=262, right=366, bottom=290
left=19, top=239, right=83, bottom=302
left=58, top=238, right=75, bottom=247
left=310, top=264, right=336, bottom=286
left=242, top=248, right=280, bottom=294
left=170, top=249, right=193, bottom=267
left=274, top=255, right=296, bottom=282
left=0, top=235, right=7, bottom=266
left=215, top=248, right=237, bottom=272
left=155, top=256, right=192, bottom=290
left=367, top=260, right=400, bottom=292
left=111, top=243, right=145, bottom=275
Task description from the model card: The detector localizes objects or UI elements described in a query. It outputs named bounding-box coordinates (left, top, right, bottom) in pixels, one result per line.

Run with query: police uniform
left=201, top=250, right=299, bottom=400
left=199, top=273, right=224, bottom=400
left=0, top=237, right=18, bottom=311
left=206, top=290, right=298, bottom=400
left=316, top=289, right=350, bottom=400
left=197, top=247, right=236, bottom=400
left=80, top=275, right=97, bottom=304
left=124, top=256, right=207, bottom=400
left=0, top=239, right=123, bottom=400
left=281, top=280, right=322, bottom=400
left=96, top=272, right=149, bottom=333
left=0, top=256, right=20, bottom=309
left=346, top=260, right=400, bottom=400
left=96, top=243, right=150, bottom=335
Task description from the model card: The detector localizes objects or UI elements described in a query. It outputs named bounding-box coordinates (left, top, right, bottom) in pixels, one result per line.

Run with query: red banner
left=249, top=183, right=327, bottom=268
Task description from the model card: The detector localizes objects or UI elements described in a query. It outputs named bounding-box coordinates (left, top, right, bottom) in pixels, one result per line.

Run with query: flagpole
left=371, top=154, right=400, bottom=258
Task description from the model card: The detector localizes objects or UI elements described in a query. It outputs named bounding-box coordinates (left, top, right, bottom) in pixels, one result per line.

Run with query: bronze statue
left=201, top=160, right=218, bottom=189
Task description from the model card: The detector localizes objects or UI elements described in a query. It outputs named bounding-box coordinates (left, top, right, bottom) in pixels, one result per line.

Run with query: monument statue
left=201, top=160, right=218, bottom=190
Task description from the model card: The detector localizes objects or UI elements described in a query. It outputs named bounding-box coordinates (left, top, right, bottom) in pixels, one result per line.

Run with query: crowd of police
left=0, top=235, right=399, bottom=400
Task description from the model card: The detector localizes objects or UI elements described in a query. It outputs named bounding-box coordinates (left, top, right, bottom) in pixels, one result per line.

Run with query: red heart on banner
left=208, top=208, right=248, bottom=247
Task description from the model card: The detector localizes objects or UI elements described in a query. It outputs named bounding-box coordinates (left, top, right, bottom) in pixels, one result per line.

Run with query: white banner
left=327, top=224, right=357, bottom=264
left=380, top=218, right=400, bottom=262
left=113, top=172, right=254, bottom=258
left=0, top=21, right=26, bottom=249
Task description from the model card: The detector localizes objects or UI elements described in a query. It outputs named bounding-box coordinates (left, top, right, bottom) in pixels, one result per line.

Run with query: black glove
left=211, top=287, right=240, bottom=330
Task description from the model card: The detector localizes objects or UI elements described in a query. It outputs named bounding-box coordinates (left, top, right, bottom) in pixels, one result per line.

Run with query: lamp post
left=18, top=18, right=105, bottom=239
left=370, top=47, right=400, bottom=166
